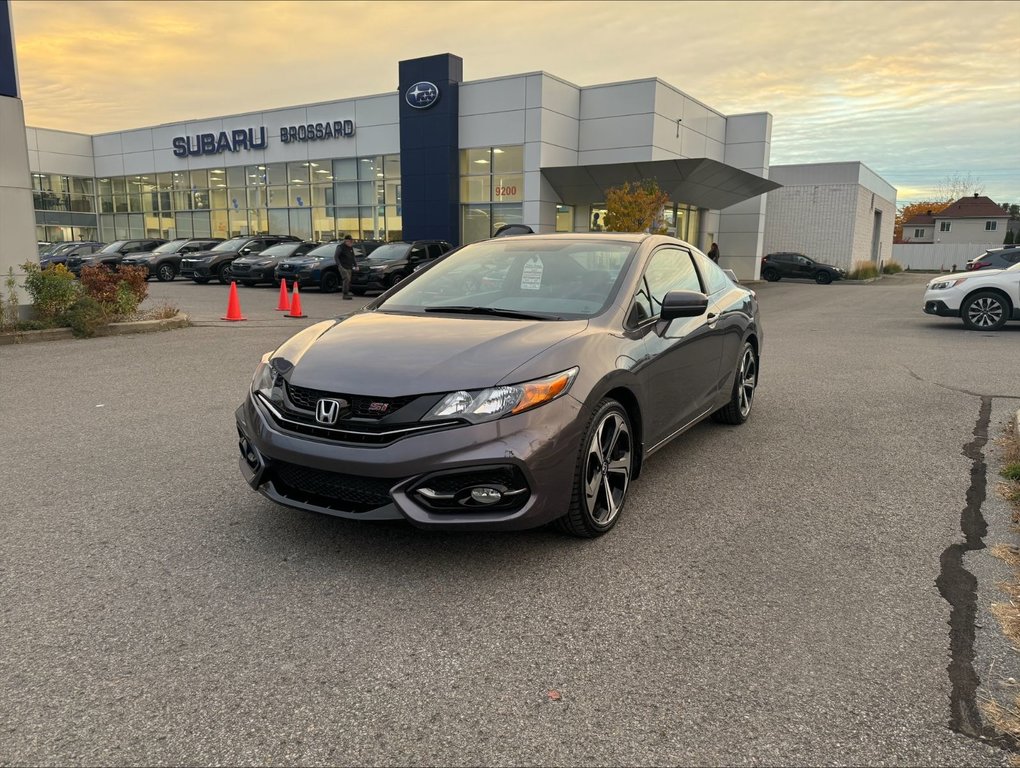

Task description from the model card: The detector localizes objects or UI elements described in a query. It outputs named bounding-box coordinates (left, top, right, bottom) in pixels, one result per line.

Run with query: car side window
left=409, top=245, right=427, bottom=261
left=629, top=247, right=701, bottom=325
left=692, top=251, right=731, bottom=295
left=426, top=243, right=444, bottom=259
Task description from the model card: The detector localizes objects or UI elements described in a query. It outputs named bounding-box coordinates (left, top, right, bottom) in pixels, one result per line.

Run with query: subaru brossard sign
left=405, top=81, right=439, bottom=109
left=172, top=120, right=356, bottom=158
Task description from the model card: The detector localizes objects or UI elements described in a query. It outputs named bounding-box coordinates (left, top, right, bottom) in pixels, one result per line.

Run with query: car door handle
left=706, top=312, right=718, bottom=325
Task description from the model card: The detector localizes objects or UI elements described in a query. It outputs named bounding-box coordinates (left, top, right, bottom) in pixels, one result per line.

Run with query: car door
left=628, top=245, right=721, bottom=447
left=692, top=250, right=751, bottom=393
left=407, top=242, right=429, bottom=273
left=794, top=255, right=815, bottom=279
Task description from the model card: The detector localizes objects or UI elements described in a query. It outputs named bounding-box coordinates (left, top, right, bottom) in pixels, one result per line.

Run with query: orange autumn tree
left=603, top=180, right=670, bottom=233
left=895, top=200, right=951, bottom=242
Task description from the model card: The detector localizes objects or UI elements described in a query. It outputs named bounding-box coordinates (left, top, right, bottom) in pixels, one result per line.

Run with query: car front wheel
left=557, top=398, right=633, bottom=538
left=156, top=263, right=176, bottom=282
left=320, top=270, right=340, bottom=293
left=712, top=342, right=758, bottom=425
left=815, top=271, right=832, bottom=285
left=961, top=291, right=1010, bottom=331
left=762, top=268, right=780, bottom=282
left=217, top=265, right=230, bottom=285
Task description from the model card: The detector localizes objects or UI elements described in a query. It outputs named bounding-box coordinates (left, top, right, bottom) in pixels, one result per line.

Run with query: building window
left=459, top=145, right=524, bottom=243
left=986, top=221, right=997, bottom=231
left=914, top=229, right=925, bottom=238
left=940, top=221, right=951, bottom=232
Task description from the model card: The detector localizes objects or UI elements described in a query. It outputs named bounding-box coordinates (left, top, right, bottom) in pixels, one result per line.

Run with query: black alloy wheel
left=320, top=270, right=340, bottom=293
left=217, top=265, right=230, bottom=285
left=557, top=398, right=633, bottom=538
left=815, top=271, right=832, bottom=285
left=156, top=263, right=176, bottom=282
left=961, top=291, right=1010, bottom=331
left=762, top=267, right=780, bottom=282
left=712, top=341, right=758, bottom=425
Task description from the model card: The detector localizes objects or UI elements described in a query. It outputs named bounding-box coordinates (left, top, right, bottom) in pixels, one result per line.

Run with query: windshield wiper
left=423, top=305, right=561, bottom=320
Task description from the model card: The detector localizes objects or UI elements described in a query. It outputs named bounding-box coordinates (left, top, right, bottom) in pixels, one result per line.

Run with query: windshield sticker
left=521, top=257, right=544, bottom=291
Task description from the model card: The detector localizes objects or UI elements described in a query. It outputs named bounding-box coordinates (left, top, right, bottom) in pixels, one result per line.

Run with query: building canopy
left=541, top=158, right=781, bottom=210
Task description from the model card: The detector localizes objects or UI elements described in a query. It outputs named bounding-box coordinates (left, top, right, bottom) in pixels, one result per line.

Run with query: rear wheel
left=320, top=270, right=340, bottom=293
left=156, top=263, right=176, bottom=282
left=815, top=271, right=832, bottom=285
left=712, top=342, right=758, bottom=425
left=961, top=291, right=1010, bottom=331
left=762, top=267, right=780, bottom=282
left=556, top=399, right=633, bottom=538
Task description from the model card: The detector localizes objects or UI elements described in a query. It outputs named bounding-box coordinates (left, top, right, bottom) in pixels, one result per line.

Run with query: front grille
left=285, top=382, right=416, bottom=419
left=231, top=263, right=251, bottom=272
left=271, top=460, right=398, bottom=512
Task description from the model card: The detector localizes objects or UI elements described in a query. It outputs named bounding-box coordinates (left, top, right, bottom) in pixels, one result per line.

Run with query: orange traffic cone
left=221, top=281, right=247, bottom=321
left=275, top=279, right=291, bottom=311
left=286, top=283, right=307, bottom=319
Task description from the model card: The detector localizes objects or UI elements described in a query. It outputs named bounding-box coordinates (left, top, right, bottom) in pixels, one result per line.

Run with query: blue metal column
left=398, top=54, right=462, bottom=245
left=0, top=0, right=18, bottom=97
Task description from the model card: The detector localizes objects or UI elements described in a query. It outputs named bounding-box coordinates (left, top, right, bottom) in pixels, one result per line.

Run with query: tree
left=894, top=200, right=951, bottom=242
left=1005, top=229, right=1015, bottom=245
left=602, top=180, right=670, bottom=233
left=935, top=172, right=984, bottom=202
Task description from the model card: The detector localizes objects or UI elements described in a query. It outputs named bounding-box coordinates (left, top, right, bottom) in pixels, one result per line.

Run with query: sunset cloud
left=9, top=0, right=1020, bottom=204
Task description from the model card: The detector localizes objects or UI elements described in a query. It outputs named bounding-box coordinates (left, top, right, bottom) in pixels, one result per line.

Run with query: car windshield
left=375, top=239, right=637, bottom=320
left=365, top=243, right=411, bottom=262
left=98, top=240, right=128, bottom=253
left=257, top=243, right=301, bottom=257
left=153, top=239, right=189, bottom=254
left=304, top=243, right=338, bottom=258
left=212, top=238, right=249, bottom=252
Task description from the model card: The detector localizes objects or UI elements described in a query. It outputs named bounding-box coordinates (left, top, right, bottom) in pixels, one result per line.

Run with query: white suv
left=923, top=261, right=1020, bottom=330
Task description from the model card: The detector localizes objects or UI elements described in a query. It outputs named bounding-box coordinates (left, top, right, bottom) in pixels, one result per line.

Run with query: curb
left=0, top=313, right=190, bottom=345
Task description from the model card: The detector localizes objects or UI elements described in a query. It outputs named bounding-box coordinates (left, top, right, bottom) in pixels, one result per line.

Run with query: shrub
left=79, top=264, right=148, bottom=317
left=1002, top=462, right=1020, bottom=483
left=847, top=261, right=880, bottom=280
left=21, top=261, right=81, bottom=321
left=1, top=267, right=19, bottom=330
left=61, top=296, right=108, bottom=338
left=882, top=260, right=904, bottom=275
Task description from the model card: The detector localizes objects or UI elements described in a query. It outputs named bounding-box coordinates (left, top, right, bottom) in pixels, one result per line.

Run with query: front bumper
left=923, top=295, right=960, bottom=317
left=352, top=272, right=387, bottom=290
left=276, top=266, right=320, bottom=286
left=182, top=262, right=215, bottom=278
left=231, top=264, right=276, bottom=281
left=235, top=391, right=585, bottom=531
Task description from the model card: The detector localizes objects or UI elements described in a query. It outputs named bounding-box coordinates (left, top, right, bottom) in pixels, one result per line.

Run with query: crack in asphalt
left=935, top=397, right=1019, bottom=752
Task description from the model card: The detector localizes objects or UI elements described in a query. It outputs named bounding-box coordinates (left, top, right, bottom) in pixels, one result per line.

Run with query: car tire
left=239, top=280, right=255, bottom=287
left=156, top=263, right=176, bottom=282
left=556, top=398, right=633, bottom=538
left=712, top=341, right=758, bottom=425
left=193, top=277, right=209, bottom=284
left=385, top=273, right=401, bottom=289
left=762, top=268, right=780, bottom=282
left=961, top=291, right=1010, bottom=331
left=216, top=265, right=231, bottom=285
left=320, top=270, right=340, bottom=293
left=815, top=271, right=832, bottom=285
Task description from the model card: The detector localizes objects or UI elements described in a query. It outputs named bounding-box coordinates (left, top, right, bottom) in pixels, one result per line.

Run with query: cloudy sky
left=9, top=0, right=1020, bottom=205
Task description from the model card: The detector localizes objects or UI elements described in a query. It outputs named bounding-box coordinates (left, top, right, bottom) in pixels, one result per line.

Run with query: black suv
left=965, top=245, right=1020, bottom=271
left=350, top=240, right=453, bottom=295
left=180, top=235, right=300, bottom=284
left=119, top=238, right=223, bottom=282
left=66, top=238, right=167, bottom=275
left=760, top=252, right=846, bottom=284
left=39, top=241, right=105, bottom=269
left=275, top=240, right=384, bottom=292
left=228, top=241, right=320, bottom=286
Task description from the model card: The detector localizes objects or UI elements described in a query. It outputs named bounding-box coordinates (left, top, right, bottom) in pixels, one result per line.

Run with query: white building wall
left=27, top=127, right=95, bottom=177
left=1, top=94, right=36, bottom=308
left=718, top=113, right=772, bottom=279
left=932, top=217, right=1009, bottom=246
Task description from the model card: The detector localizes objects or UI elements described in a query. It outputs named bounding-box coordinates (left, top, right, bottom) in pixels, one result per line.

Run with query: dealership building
left=18, top=52, right=895, bottom=280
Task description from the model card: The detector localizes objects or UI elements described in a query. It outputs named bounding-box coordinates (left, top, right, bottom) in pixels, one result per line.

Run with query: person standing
left=335, top=234, right=357, bottom=299
left=707, top=242, right=720, bottom=263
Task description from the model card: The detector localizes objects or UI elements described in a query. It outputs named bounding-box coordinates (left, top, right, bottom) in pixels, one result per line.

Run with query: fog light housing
left=411, top=466, right=531, bottom=514
left=470, top=487, right=503, bottom=504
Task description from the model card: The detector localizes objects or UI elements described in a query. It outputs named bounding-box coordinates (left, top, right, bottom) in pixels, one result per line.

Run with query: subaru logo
left=315, top=398, right=345, bottom=425
left=405, top=81, right=439, bottom=110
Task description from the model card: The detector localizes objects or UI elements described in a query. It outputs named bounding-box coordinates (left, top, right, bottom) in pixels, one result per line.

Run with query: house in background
left=902, top=194, right=1008, bottom=245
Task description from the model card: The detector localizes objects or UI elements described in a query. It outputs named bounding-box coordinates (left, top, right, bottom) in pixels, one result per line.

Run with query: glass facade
left=91, top=154, right=403, bottom=243
left=460, top=146, right=524, bottom=244
left=589, top=202, right=702, bottom=243
left=32, top=173, right=99, bottom=243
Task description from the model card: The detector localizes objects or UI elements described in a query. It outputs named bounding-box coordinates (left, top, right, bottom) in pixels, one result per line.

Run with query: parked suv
left=39, top=241, right=105, bottom=269
left=350, top=240, right=453, bottom=295
left=275, top=240, right=384, bottom=292
left=965, top=245, right=1020, bottom=271
left=228, top=241, right=320, bottom=286
left=66, top=238, right=167, bottom=275
left=180, top=235, right=300, bottom=284
left=760, top=252, right=846, bottom=284
left=119, top=238, right=223, bottom=281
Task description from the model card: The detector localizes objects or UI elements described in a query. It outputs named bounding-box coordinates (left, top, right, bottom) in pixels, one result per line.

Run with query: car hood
left=233, top=255, right=276, bottom=265
left=933, top=268, right=1008, bottom=282
left=122, top=251, right=159, bottom=260
left=273, top=312, right=588, bottom=396
left=184, top=248, right=237, bottom=259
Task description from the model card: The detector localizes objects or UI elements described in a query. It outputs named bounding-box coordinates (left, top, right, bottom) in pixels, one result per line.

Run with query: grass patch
left=847, top=261, right=880, bottom=280
left=882, top=260, right=904, bottom=275
left=1003, top=463, right=1020, bottom=483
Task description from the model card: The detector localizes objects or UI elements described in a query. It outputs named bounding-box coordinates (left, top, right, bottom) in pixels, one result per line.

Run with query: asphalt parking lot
left=2, top=272, right=1019, bottom=766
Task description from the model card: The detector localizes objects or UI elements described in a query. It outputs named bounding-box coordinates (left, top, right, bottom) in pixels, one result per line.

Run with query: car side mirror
left=660, top=290, right=709, bottom=321
left=240, top=248, right=252, bottom=255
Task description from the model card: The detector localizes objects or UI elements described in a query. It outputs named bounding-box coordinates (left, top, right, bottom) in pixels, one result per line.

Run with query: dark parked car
left=350, top=240, right=453, bottom=295
left=119, top=238, right=223, bottom=282
left=965, top=245, right=1020, bottom=271
left=180, top=235, right=300, bottom=284
left=493, top=224, right=535, bottom=237
left=275, top=240, right=384, bottom=292
left=66, top=238, right=167, bottom=275
left=236, top=233, right=762, bottom=537
left=38, top=241, right=105, bottom=269
left=760, top=252, right=846, bottom=284
left=228, top=241, right=321, bottom=286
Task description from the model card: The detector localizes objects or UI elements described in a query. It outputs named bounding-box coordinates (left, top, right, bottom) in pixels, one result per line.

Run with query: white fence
left=892, top=243, right=996, bottom=272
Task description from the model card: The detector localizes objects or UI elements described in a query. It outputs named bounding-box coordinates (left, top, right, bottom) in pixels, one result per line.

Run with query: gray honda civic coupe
left=236, top=233, right=762, bottom=537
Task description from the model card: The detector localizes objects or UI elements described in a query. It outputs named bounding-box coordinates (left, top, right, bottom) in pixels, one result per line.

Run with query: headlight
left=256, top=259, right=273, bottom=266
left=370, top=267, right=387, bottom=274
left=423, top=367, right=578, bottom=424
left=251, top=354, right=281, bottom=399
left=930, top=278, right=966, bottom=290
